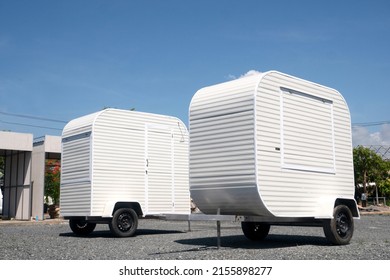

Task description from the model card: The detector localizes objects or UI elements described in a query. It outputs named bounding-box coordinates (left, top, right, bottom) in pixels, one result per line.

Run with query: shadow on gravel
left=59, top=228, right=184, bottom=238
left=175, top=234, right=330, bottom=250
left=149, top=235, right=329, bottom=257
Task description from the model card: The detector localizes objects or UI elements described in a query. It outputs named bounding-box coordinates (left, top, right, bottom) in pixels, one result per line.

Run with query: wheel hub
left=118, top=213, right=132, bottom=232
left=336, top=213, right=349, bottom=237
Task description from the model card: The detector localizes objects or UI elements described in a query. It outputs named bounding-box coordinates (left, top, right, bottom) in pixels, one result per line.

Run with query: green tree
left=376, top=160, right=390, bottom=198
left=353, top=146, right=390, bottom=203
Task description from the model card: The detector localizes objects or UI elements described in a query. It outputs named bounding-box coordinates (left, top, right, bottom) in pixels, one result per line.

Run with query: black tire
left=69, top=219, right=96, bottom=236
left=109, top=208, right=138, bottom=237
left=323, top=205, right=354, bottom=245
left=241, top=222, right=270, bottom=241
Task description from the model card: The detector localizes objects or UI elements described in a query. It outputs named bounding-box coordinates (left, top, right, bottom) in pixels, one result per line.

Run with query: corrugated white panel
left=61, top=133, right=91, bottom=183
left=256, top=72, right=354, bottom=217
left=191, top=113, right=255, bottom=178
left=61, top=131, right=93, bottom=216
left=91, top=123, right=146, bottom=216
left=60, top=182, right=91, bottom=216
left=62, top=111, right=99, bottom=137
left=61, top=112, right=98, bottom=216
left=281, top=87, right=335, bottom=173
left=91, top=109, right=190, bottom=216
left=172, top=129, right=190, bottom=213
left=190, top=75, right=270, bottom=215
left=146, top=127, right=174, bottom=213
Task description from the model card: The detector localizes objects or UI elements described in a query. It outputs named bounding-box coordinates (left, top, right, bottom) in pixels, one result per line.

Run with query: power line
left=1, top=109, right=388, bottom=130
left=352, top=120, right=390, bottom=127
left=0, top=120, right=63, bottom=131
left=0, top=111, right=67, bottom=123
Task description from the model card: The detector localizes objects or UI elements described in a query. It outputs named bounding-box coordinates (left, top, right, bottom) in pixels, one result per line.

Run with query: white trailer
left=189, top=70, right=359, bottom=245
left=60, top=109, right=190, bottom=237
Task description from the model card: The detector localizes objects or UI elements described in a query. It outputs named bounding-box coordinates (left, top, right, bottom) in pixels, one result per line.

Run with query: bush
left=45, top=159, right=61, bottom=205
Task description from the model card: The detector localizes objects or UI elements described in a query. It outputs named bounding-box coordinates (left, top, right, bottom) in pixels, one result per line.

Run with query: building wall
left=1, top=132, right=61, bottom=220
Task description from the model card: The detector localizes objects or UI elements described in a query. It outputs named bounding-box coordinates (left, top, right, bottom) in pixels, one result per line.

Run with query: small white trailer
left=60, top=109, right=190, bottom=237
left=189, top=70, right=359, bottom=245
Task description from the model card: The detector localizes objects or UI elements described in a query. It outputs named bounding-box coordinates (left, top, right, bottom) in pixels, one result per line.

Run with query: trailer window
left=280, top=87, right=335, bottom=174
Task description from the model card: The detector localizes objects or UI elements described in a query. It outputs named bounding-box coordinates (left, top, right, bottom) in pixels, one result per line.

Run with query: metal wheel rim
left=336, top=212, right=350, bottom=237
left=77, top=222, right=88, bottom=229
left=117, top=212, right=133, bottom=232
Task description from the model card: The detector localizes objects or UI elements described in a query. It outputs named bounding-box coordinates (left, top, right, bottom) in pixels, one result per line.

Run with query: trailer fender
left=335, top=198, right=360, bottom=218
left=315, top=197, right=335, bottom=219
left=102, top=201, right=117, bottom=217
left=315, top=197, right=360, bottom=219
left=102, top=201, right=144, bottom=218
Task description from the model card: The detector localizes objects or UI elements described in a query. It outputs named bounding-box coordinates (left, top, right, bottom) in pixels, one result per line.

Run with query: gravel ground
left=0, top=214, right=389, bottom=260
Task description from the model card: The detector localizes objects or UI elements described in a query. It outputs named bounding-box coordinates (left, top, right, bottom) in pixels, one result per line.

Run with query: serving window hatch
left=280, top=87, right=336, bottom=174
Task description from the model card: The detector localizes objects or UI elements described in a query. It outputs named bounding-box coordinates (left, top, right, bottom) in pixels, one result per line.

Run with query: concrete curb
left=0, top=218, right=67, bottom=226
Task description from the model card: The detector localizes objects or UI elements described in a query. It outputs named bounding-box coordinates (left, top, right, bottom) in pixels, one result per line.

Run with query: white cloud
left=227, top=69, right=262, bottom=80
left=381, top=124, right=390, bottom=143
left=352, top=124, right=390, bottom=146
left=227, top=74, right=237, bottom=80
left=239, top=70, right=262, bottom=78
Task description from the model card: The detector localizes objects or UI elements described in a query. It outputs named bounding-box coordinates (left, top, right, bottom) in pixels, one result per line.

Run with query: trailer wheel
left=69, top=220, right=96, bottom=236
left=109, top=208, right=138, bottom=237
left=241, top=222, right=270, bottom=241
left=323, top=205, right=354, bottom=245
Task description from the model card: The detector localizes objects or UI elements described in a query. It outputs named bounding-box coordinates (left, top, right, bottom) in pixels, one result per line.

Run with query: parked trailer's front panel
left=61, top=112, right=98, bottom=217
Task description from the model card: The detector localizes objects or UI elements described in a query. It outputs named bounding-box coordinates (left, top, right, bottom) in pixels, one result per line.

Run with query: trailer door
left=145, top=125, right=174, bottom=214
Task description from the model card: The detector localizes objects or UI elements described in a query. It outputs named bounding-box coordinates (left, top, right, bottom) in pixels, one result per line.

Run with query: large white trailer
left=60, top=109, right=190, bottom=237
left=189, top=70, right=359, bottom=245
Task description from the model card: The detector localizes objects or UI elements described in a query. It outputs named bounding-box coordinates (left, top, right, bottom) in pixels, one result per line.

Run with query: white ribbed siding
left=256, top=72, right=354, bottom=217
left=60, top=109, right=190, bottom=217
left=190, top=76, right=270, bottom=215
left=60, top=112, right=98, bottom=216
left=189, top=71, right=355, bottom=218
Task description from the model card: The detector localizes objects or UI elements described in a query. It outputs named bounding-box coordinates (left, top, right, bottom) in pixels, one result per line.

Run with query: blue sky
left=0, top=0, right=389, bottom=146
